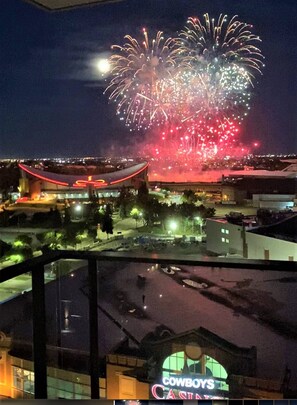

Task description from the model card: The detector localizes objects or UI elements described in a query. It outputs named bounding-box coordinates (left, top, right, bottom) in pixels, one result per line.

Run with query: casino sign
left=150, top=349, right=229, bottom=399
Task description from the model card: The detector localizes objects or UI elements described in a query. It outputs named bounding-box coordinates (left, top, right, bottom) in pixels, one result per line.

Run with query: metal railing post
left=32, top=265, right=47, bottom=398
left=88, top=258, right=99, bottom=398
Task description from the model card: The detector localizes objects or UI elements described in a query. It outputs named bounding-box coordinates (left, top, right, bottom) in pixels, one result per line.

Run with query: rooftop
left=19, top=161, right=148, bottom=187
left=249, top=213, right=297, bottom=243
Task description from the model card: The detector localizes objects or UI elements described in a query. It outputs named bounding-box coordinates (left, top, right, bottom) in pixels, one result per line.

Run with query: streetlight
left=194, top=216, right=202, bottom=234
left=139, top=211, right=143, bottom=226
left=75, top=204, right=82, bottom=213
left=130, top=207, right=142, bottom=228
left=73, top=203, right=84, bottom=221
left=169, top=220, right=178, bottom=237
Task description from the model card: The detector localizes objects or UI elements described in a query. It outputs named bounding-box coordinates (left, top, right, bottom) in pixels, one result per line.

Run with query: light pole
left=194, top=216, right=202, bottom=234
left=139, top=211, right=143, bottom=227
left=169, top=220, right=178, bottom=237
left=75, top=204, right=82, bottom=213
left=130, top=207, right=142, bottom=229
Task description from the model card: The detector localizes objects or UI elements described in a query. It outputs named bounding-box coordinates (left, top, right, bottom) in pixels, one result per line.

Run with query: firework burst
left=104, top=14, right=264, bottom=161
left=177, top=14, right=264, bottom=79
left=105, top=29, right=180, bottom=130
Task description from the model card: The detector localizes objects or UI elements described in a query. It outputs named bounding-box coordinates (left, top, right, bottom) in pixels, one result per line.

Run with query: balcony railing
left=1, top=251, right=296, bottom=399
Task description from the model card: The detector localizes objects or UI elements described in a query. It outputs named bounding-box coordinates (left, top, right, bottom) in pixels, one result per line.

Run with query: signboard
left=150, top=375, right=224, bottom=400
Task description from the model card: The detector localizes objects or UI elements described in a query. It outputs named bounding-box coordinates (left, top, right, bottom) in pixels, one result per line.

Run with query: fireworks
left=178, top=14, right=264, bottom=79
left=104, top=29, right=179, bottom=130
left=104, top=14, right=264, bottom=160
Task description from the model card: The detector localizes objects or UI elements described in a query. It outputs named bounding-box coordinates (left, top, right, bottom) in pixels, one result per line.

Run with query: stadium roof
left=19, top=162, right=148, bottom=188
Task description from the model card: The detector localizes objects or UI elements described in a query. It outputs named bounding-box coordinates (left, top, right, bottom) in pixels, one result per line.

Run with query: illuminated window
left=12, top=367, right=91, bottom=399
left=12, top=367, right=33, bottom=393
left=162, top=351, right=229, bottom=392
left=162, top=350, right=184, bottom=377
left=205, top=356, right=229, bottom=391
left=23, top=370, right=34, bottom=393
left=221, top=237, right=225, bottom=242
left=226, top=239, right=229, bottom=243
left=221, top=229, right=225, bottom=233
left=225, top=230, right=229, bottom=234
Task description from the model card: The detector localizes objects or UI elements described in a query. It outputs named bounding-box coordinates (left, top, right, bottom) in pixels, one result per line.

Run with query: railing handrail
left=1, top=249, right=296, bottom=399
left=1, top=250, right=297, bottom=283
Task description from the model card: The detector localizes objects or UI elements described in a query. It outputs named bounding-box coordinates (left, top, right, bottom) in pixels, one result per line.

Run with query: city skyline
left=0, top=0, right=296, bottom=158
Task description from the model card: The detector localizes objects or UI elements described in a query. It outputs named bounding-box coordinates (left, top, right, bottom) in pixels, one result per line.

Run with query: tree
left=197, top=204, right=215, bottom=219
left=119, top=204, right=127, bottom=220
left=9, top=236, right=33, bottom=260
left=37, top=231, right=64, bottom=250
left=137, top=182, right=149, bottom=204
left=31, top=212, right=49, bottom=227
left=0, top=209, right=9, bottom=227
left=63, top=207, right=71, bottom=226
left=116, top=186, right=135, bottom=218
left=9, top=213, right=27, bottom=227
left=182, top=189, right=197, bottom=204
left=0, top=164, right=20, bottom=201
left=63, top=223, right=85, bottom=247
left=130, top=207, right=143, bottom=228
left=50, top=208, right=62, bottom=227
left=88, top=227, right=97, bottom=241
left=101, top=212, right=113, bottom=238
left=141, top=199, right=161, bottom=227
left=162, top=187, right=170, bottom=198
left=93, top=209, right=104, bottom=226
left=0, top=240, right=11, bottom=258
left=257, top=208, right=273, bottom=225
left=178, top=202, right=197, bottom=232
left=105, top=203, right=113, bottom=216
left=75, top=230, right=88, bottom=246
left=15, top=234, right=32, bottom=246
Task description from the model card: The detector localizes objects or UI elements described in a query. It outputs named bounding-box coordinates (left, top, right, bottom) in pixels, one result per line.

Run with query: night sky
left=0, top=0, right=296, bottom=158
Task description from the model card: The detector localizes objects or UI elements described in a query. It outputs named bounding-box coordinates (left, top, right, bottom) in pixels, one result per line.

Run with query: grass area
left=148, top=191, right=166, bottom=200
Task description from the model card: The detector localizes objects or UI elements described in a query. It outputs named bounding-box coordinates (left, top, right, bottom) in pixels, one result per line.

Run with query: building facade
left=206, top=219, right=246, bottom=257
left=206, top=216, right=297, bottom=261
left=18, top=162, right=148, bottom=201
left=0, top=329, right=285, bottom=400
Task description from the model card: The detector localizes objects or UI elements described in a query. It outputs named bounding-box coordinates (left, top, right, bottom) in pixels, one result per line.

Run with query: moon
left=96, top=58, right=111, bottom=75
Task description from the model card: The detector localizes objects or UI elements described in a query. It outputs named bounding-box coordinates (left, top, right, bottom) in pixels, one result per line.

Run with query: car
left=182, top=279, right=208, bottom=289
left=170, top=265, right=182, bottom=272
left=162, top=268, right=175, bottom=275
